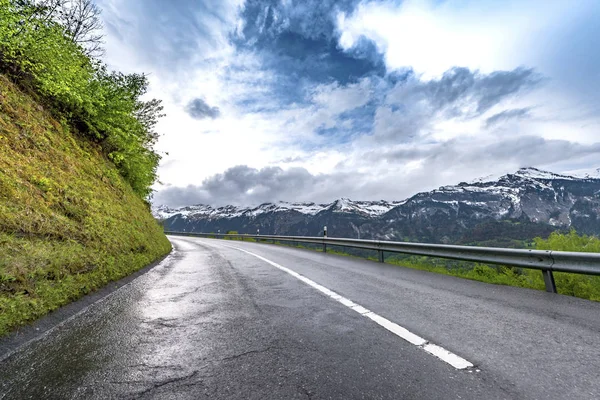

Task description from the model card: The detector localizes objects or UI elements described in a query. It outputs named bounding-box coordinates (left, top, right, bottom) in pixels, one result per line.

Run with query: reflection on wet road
left=1, top=237, right=599, bottom=399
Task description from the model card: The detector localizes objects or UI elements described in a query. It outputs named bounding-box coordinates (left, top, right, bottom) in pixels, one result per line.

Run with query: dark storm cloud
left=485, top=108, right=531, bottom=127
left=154, top=165, right=320, bottom=206
left=153, top=165, right=361, bottom=207
left=185, top=98, right=221, bottom=119
left=202, top=165, right=315, bottom=196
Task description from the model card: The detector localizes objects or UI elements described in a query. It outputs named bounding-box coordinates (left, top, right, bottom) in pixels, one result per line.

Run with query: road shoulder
left=0, top=251, right=174, bottom=362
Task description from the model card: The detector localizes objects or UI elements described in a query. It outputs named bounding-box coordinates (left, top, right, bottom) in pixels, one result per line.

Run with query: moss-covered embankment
left=0, top=75, right=171, bottom=336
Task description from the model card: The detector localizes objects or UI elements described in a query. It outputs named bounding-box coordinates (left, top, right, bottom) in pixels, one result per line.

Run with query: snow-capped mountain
left=155, top=168, right=600, bottom=244
left=153, top=199, right=404, bottom=221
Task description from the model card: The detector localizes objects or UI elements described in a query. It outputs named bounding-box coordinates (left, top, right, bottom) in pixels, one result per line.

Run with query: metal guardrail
left=165, top=231, right=600, bottom=294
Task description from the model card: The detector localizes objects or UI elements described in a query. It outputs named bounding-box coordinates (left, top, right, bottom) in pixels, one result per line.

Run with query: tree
left=13, top=0, right=105, bottom=57
left=56, top=0, right=104, bottom=57
left=1, top=0, right=164, bottom=199
left=136, top=98, right=165, bottom=149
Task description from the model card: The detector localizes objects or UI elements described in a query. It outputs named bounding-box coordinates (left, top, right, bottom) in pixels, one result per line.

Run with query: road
left=1, top=236, right=599, bottom=399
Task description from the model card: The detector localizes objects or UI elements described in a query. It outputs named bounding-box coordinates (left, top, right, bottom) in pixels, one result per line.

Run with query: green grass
left=0, top=75, right=171, bottom=336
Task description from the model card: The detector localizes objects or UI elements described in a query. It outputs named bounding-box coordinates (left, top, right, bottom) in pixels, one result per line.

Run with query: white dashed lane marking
left=215, top=242, right=475, bottom=370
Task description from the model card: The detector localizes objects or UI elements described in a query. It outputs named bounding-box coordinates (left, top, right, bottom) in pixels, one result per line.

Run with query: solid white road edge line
left=216, top=242, right=474, bottom=370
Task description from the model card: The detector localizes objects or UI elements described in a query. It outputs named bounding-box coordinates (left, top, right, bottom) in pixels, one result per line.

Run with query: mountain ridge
left=153, top=198, right=406, bottom=220
left=155, top=167, right=600, bottom=244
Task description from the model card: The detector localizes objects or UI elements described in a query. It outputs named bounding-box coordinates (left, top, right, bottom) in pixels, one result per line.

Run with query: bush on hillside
left=0, top=0, right=163, bottom=198
left=534, top=229, right=600, bottom=253
left=533, top=230, right=600, bottom=300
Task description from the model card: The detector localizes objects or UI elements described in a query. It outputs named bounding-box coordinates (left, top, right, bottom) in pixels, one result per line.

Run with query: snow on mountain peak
left=466, top=173, right=501, bottom=185
left=588, top=168, right=600, bottom=179
left=513, top=167, right=576, bottom=181
left=247, top=201, right=329, bottom=216
left=580, top=168, right=600, bottom=179
left=152, top=204, right=184, bottom=220
left=465, top=167, right=595, bottom=186
left=152, top=199, right=405, bottom=220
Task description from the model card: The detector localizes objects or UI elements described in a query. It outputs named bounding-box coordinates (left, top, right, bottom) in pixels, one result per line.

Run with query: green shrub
left=533, top=230, right=600, bottom=300
left=225, top=231, right=242, bottom=241
left=534, top=229, right=600, bottom=252
left=0, top=0, right=163, bottom=198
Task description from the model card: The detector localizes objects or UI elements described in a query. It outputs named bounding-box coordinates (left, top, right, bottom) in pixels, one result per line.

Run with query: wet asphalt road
left=1, top=237, right=600, bottom=399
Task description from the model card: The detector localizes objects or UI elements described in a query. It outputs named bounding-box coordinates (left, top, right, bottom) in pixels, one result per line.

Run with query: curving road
left=1, top=236, right=600, bottom=399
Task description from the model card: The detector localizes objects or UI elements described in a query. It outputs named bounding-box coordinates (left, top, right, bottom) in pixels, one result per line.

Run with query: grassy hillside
left=0, top=75, right=171, bottom=336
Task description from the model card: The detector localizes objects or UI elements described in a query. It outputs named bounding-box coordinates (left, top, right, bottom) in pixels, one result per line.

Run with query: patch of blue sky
left=235, top=33, right=385, bottom=106
left=231, top=0, right=387, bottom=108
left=311, top=105, right=378, bottom=148
left=314, top=124, right=368, bottom=146
left=339, top=101, right=379, bottom=129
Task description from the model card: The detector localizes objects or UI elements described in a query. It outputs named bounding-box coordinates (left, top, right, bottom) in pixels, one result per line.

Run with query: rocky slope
left=155, top=168, right=600, bottom=244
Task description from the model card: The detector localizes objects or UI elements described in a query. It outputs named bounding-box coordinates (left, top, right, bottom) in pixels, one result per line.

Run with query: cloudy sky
left=97, top=0, right=600, bottom=207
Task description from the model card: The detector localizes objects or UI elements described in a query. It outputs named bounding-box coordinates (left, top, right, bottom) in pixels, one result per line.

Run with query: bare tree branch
left=19, top=0, right=105, bottom=57
left=57, top=0, right=105, bottom=57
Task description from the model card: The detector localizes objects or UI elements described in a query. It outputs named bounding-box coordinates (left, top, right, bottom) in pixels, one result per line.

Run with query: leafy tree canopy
left=0, top=0, right=164, bottom=198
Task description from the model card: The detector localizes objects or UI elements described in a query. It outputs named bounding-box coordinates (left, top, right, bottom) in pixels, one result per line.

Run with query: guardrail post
left=378, top=250, right=384, bottom=263
left=542, top=270, right=557, bottom=293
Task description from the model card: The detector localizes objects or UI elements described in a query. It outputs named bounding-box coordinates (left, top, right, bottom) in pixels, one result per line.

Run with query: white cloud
left=337, top=0, right=579, bottom=78
left=311, top=79, right=372, bottom=112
